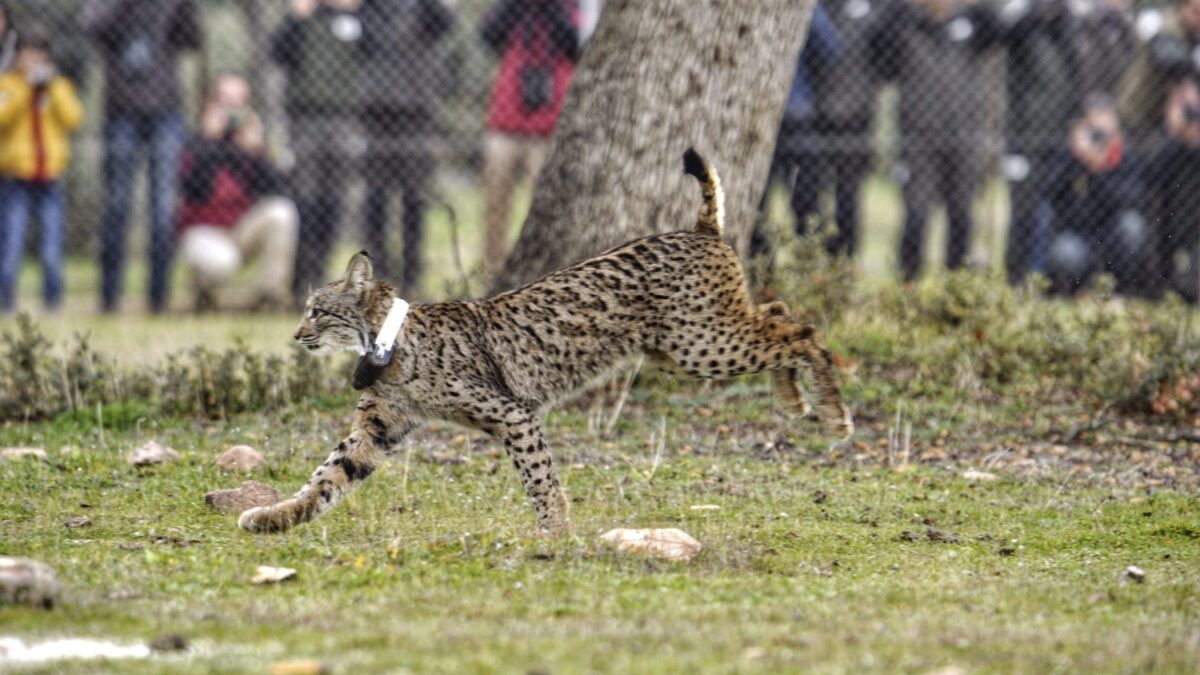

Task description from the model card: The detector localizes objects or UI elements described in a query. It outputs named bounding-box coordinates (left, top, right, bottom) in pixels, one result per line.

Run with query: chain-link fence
left=1, top=0, right=1198, bottom=313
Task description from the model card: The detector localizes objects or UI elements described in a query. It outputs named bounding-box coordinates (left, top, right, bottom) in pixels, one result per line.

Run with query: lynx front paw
left=238, top=505, right=290, bottom=534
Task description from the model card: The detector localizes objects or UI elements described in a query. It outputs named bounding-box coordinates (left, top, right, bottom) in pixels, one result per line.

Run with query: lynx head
left=293, top=251, right=376, bottom=355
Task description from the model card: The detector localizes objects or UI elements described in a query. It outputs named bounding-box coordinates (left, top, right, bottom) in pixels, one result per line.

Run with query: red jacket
left=176, top=137, right=283, bottom=230
left=482, top=0, right=580, bottom=136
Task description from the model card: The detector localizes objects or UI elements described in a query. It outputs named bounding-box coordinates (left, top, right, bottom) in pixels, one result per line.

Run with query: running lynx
left=239, top=149, right=854, bottom=535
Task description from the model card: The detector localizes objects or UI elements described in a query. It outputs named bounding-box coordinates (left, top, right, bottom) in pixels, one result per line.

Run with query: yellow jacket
left=0, top=72, right=84, bottom=181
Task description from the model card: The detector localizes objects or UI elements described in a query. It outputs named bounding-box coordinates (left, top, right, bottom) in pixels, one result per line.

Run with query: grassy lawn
left=2, top=371, right=1199, bottom=672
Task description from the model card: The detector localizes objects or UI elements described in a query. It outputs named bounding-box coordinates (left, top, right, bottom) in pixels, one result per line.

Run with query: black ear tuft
left=683, top=147, right=708, bottom=181
left=358, top=249, right=372, bottom=260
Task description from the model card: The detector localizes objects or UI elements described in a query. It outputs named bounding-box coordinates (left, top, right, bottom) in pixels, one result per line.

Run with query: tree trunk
left=490, top=0, right=814, bottom=293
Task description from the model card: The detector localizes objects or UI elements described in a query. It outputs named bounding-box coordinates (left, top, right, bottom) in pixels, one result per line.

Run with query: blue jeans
left=0, top=180, right=65, bottom=312
left=99, top=112, right=185, bottom=312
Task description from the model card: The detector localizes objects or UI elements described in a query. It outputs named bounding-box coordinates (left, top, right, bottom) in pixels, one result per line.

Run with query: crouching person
left=1040, top=95, right=1145, bottom=296
left=176, top=74, right=297, bottom=311
left=0, top=27, right=83, bottom=313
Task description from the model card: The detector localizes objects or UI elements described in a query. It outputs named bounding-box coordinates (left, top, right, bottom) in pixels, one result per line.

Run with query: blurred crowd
left=763, top=0, right=1200, bottom=300
left=0, top=0, right=1197, bottom=315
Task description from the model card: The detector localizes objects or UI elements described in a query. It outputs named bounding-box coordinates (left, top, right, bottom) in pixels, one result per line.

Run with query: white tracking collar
left=374, top=297, right=410, bottom=361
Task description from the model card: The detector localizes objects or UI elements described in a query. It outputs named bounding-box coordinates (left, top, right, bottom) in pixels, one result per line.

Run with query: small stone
left=599, top=528, right=702, bottom=562
left=216, top=445, right=266, bottom=472
left=127, top=441, right=180, bottom=467
left=898, top=530, right=919, bottom=542
left=149, top=634, right=188, bottom=653
left=0, top=557, right=60, bottom=609
left=252, top=566, right=297, bottom=585
left=1120, top=565, right=1146, bottom=584
left=63, top=515, right=92, bottom=529
left=204, top=481, right=282, bottom=515
left=269, top=660, right=326, bottom=675
left=962, top=469, right=997, bottom=482
left=1, top=447, right=47, bottom=462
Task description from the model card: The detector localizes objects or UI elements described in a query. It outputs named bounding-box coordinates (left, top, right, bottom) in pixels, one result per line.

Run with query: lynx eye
left=309, top=308, right=319, bottom=320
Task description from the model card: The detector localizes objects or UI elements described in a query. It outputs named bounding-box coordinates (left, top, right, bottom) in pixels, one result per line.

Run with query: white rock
left=216, top=445, right=265, bottom=472
left=251, top=566, right=297, bottom=585
left=0, top=557, right=60, bottom=608
left=599, top=528, right=702, bottom=562
left=689, top=504, right=721, bottom=511
left=126, top=441, right=180, bottom=467
left=1, top=447, right=47, bottom=461
left=962, top=469, right=997, bottom=482
left=1121, top=565, right=1146, bottom=584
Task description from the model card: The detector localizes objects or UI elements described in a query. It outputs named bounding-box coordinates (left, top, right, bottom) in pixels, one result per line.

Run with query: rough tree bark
left=490, top=0, right=814, bottom=293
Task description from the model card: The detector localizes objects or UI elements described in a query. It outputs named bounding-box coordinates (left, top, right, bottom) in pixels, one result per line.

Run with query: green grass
left=2, top=384, right=1198, bottom=673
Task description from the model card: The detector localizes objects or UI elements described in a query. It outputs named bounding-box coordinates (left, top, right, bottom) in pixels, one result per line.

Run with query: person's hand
left=292, top=0, right=319, bottom=19
left=16, top=51, right=54, bottom=86
left=200, top=104, right=230, bottom=140
left=234, top=111, right=265, bottom=154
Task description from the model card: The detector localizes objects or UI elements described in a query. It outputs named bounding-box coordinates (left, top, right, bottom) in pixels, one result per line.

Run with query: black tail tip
left=682, top=147, right=708, bottom=180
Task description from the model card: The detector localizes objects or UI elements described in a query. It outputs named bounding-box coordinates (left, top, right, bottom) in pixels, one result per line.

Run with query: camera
left=1184, top=104, right=1200, bottom=124
left=223, top=110, right=245, bottom=139
left=1089, top=126, right=1109, bottom=146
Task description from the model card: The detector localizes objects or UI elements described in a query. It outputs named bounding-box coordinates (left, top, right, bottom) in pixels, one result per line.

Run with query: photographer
left=0, top=27, right=84, bottom=313
left=479, top=0, right=579, bottom=279
left=1142, top=77, right=1200, bottom=301
left=175, top=74, right=298, bottom=312
left=1038, top=95, right=1144, bottom=296
left=1117, top=0, right=1200, bottom=143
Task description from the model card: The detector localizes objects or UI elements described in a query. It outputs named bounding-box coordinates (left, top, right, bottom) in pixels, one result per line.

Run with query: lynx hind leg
left=759, top=307, right=853, bottom=440
left=757, top=303, right=813, bottom=419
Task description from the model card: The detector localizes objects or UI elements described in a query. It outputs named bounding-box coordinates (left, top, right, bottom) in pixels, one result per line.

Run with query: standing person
left=752, top=2, right=841, bottom=258
left=176, top=74, right=298, bottom=312
left=868, top=0, right=1002, bottom=281
left=1118, top=0, right=1200, bottom=145
left=814, top=0, right=882, bottom=257
left=272, top=0, right=366, bottom=301
left=358, top=0, right=456, bottom=297
left=0, top=27, right=84, bottom=313
left=479, top=0, right=579, bottom=279
left=999, top=0, right=1084, bottom=284
left=83, top=0, right=203, bottom=313
left=0, top=2, right=16, bottom=73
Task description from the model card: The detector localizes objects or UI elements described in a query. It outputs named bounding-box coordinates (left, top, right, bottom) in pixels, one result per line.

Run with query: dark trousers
left=99, top=112, right=185, bottom=312
left=899, top=147, right=980, bottom=281
left=752, top=119, right=869, bottom=259
left=289, top=113, right=358, bottom=298
left=1004, top=149, right=1055, bottom=284
left=361, top=107, right=435, bottom=295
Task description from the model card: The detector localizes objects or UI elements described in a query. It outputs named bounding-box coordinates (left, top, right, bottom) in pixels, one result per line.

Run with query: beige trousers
left=482, top=132, right=550, bottom=277
left=178, top=197, right=299, bottom=302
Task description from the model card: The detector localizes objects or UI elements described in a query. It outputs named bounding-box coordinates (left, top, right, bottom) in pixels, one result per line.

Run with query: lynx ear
left=343, top=250, right=373, bottom=289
